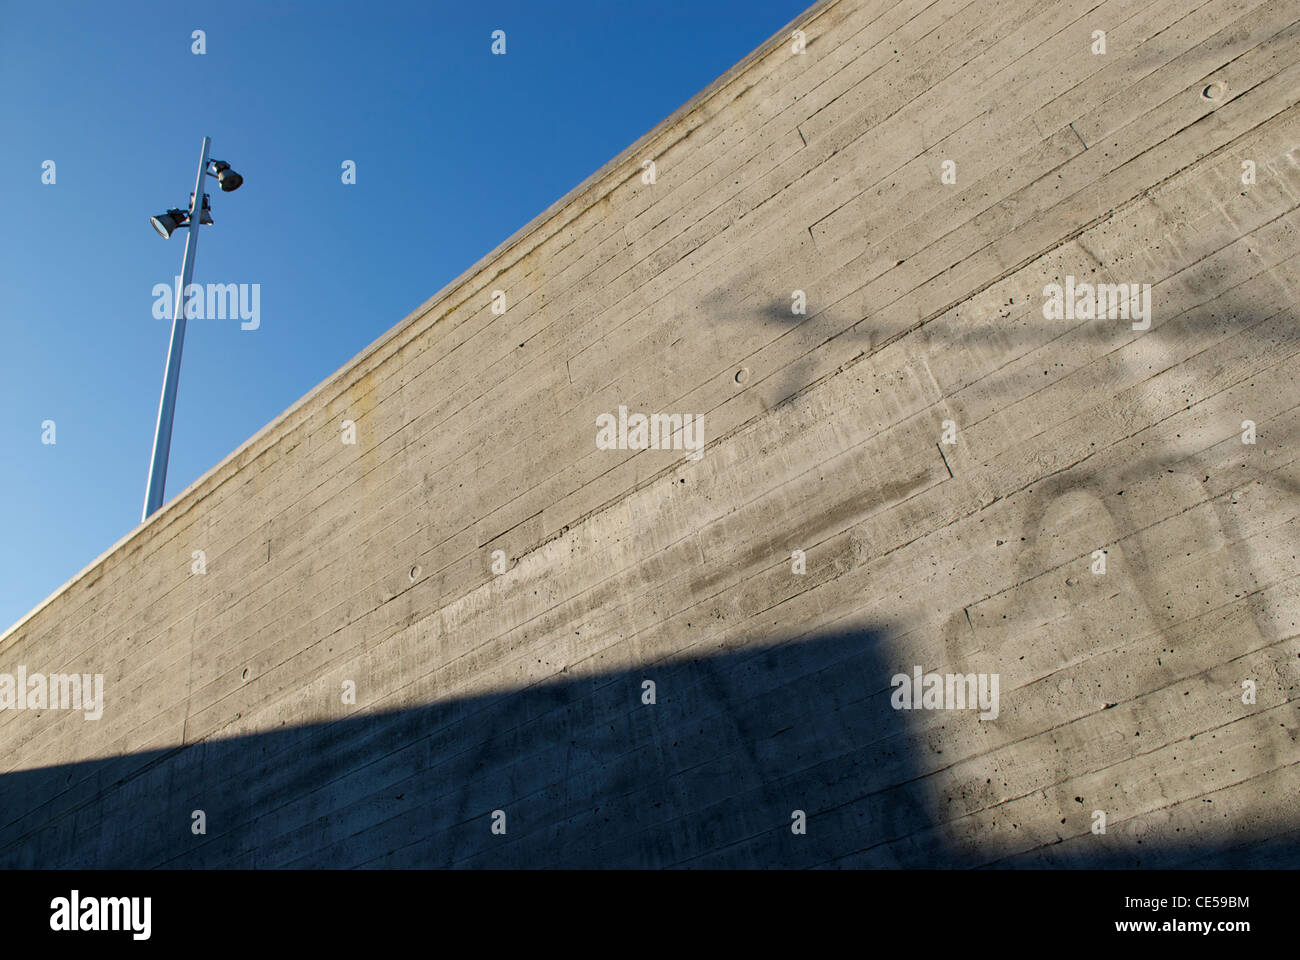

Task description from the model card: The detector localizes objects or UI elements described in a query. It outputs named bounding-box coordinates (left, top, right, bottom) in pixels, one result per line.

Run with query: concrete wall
left=2, top=0, right=1298, bottom=867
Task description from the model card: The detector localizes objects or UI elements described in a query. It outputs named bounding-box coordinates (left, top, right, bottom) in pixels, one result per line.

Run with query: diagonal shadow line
left=0, top=619, right=1295, bottom=868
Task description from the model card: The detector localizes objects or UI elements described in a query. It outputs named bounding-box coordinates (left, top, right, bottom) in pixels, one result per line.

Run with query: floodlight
left=149, top=208, right=189, bottom=239
left=193, top=193, right=214, bottom=225
left=209, top=160, right=243, bottom=192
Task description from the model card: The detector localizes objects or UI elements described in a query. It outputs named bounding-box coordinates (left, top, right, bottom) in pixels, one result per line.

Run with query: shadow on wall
left=1, top=621, right=1295, bottom=868
left=0, top=625, right=924, bottom=868
left=3, top=274, right=1297, bottom=870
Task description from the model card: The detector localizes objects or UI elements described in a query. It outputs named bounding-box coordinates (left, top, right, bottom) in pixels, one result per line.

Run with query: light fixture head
left=210, top=160, right=243, bottom=192
left=192, top=193, right=214, bottom=225
left=149, top=208, right=189, bottom=239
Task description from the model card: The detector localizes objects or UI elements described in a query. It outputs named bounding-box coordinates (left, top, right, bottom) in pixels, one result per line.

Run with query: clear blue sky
left=0, top=0, right=811, bottom=631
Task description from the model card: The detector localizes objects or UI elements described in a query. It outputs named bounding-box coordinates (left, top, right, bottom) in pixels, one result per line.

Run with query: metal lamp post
left=142, top=136, right=243, bottom=521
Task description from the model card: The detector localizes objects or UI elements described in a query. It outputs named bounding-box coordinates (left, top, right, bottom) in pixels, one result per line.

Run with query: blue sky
left=0, top=0, right=810, bottom=631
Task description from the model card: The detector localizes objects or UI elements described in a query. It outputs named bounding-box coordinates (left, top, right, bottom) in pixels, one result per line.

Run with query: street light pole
left=142, top=136, right=211, bottom=521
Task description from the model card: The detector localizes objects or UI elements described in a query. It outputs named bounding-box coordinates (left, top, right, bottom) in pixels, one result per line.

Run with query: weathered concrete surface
left=1, top=0, right=1297, bottom=867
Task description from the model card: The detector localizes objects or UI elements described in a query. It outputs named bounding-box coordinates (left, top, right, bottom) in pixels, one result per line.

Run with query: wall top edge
left=0, top=0, right=840, bottom=648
